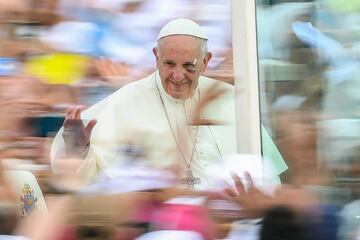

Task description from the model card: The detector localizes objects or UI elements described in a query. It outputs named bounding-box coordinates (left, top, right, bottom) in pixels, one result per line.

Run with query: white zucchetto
left=157, top=18, right=208, bottom=40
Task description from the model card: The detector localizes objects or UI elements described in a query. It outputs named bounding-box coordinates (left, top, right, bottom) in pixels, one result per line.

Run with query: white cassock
left=51, top=71, right=286, bottom=189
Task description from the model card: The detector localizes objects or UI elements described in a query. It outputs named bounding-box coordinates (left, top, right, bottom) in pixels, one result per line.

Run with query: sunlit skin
left=153, top=35, right=212, bottom=100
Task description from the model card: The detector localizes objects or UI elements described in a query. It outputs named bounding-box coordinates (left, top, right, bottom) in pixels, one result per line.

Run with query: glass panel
left=256, top=0, right=360, bottom=236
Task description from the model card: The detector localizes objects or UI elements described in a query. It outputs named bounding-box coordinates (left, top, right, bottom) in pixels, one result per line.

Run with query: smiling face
left=153, top=35, right=212, bottom=100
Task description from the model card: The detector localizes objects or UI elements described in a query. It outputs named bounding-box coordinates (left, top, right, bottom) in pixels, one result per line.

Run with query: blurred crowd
left=258, top=0, right=360, bottom=239
left=0, top=0, right=359, bottom=239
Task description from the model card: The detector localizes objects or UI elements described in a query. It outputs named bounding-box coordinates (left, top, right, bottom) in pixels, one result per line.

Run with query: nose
left=172, top=68, right=185, bottom=82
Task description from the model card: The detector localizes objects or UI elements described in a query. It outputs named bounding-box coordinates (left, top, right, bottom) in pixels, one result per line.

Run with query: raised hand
left=191, top=83, right=226, bottom=125
left=62, top=106, right=97, bottom=158
left=225, top=172, right=273, bottom=218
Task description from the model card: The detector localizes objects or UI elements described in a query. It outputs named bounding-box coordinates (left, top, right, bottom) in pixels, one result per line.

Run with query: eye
left=163, top=61, right=175, bottom=68
left=184, top=64, right=196, bottom=73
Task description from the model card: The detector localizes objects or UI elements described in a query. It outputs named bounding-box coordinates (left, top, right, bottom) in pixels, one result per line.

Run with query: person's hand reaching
left=225, top=172, right=274, bottom=218
left=225, top=172, right=319, bottom=218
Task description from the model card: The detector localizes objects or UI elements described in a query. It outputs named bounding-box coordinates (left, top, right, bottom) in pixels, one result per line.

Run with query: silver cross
left=181, top=170, right=201, bottom=189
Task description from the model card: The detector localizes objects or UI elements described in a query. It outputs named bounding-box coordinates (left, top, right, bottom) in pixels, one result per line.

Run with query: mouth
left=170, top=80, right=189, bottom=87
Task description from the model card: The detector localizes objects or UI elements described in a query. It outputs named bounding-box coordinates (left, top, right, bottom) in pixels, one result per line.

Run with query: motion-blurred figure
left=51, top=18, right=286, bottom=190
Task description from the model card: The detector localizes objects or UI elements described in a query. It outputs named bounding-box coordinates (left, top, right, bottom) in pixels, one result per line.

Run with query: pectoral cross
left=181, top=170, right=201, bottom=189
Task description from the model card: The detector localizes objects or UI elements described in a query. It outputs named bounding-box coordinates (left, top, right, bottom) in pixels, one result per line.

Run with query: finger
left=85, top=119, right=97, bottom=134
left=66, top=107, right=76, bottom=119
left=70, top=107, right=78, bottom=119
left=218, top=179, right=238, bottom=198
left=222, top=187, right=245, bottom=207
left=63, top=118, right=70, bottom=130
left=74, top=106, right=85, bottom=120
left=64, top=108, right=76, bottom=129
left=244, top=171, right=254, bottom=187
left=231, top=172, right=245, bottom=195
left=224, top=187, right=238, bottom=198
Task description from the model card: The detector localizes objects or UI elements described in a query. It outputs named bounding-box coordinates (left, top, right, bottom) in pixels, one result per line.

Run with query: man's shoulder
left=112, top=72, right=155, bottom=96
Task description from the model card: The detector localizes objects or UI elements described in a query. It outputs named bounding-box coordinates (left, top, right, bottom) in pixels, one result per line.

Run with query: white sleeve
left=50, top=92, right=115, bottom=174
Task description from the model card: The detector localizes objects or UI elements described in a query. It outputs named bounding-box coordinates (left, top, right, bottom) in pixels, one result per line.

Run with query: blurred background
left=258, top=0, right=360, bottom=198
left=257, top=0, right=360, bottom=238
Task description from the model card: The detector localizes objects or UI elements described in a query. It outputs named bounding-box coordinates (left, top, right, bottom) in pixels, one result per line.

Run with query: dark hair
left=260, top=205, right=305, bottom=240
left=0, top=204, right=18, bottom=235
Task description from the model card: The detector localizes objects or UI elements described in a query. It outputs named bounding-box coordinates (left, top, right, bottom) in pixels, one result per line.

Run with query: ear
left=202, top=52, right=212, bottom=71
left=152, top=47, right=159, bottom=59
left=153, top=47, right=160, bottom=69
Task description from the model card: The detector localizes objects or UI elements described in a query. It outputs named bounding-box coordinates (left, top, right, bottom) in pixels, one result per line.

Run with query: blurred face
left=153, top=35, right=212, bottom=99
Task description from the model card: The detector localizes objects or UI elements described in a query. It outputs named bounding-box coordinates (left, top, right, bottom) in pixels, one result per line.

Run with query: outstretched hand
left=62, top=106, right=97, bottom=158
left=224, top=172, right=273, bottom=218
left=225, top=172, right=319, bottom=218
